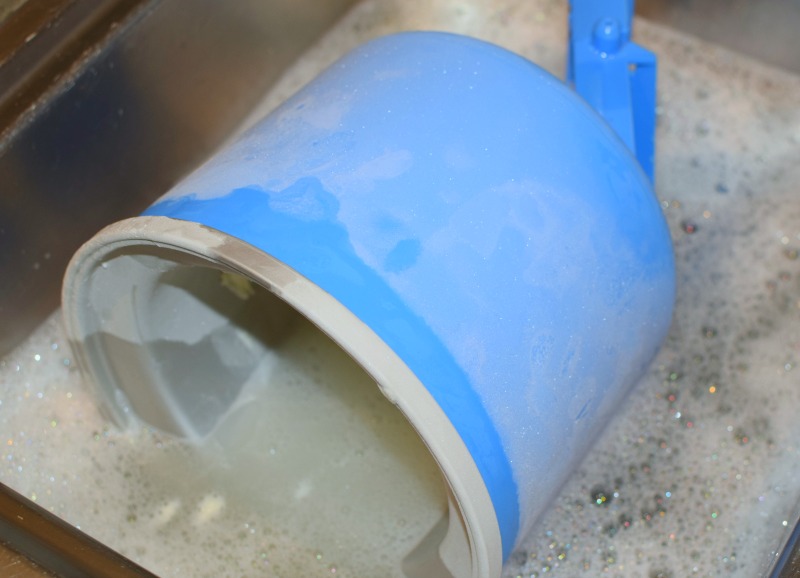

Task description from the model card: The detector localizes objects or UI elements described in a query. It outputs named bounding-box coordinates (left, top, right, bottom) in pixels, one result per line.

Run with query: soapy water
left=0, top=313, right=446, bottom=577
left=2, top=0, right=800, bottom=576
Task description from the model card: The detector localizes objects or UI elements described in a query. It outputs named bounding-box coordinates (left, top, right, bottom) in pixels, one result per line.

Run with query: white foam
left=2, top=0, right=800, bottom=577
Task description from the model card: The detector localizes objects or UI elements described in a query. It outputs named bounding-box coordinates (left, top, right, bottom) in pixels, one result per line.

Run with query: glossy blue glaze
left=145, top=182, right=519, bottom=554
left=144, top=32, right=675, bottom=558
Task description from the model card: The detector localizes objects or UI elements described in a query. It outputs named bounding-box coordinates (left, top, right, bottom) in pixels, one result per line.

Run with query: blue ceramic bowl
left=63, top=32, right=675, bottom=577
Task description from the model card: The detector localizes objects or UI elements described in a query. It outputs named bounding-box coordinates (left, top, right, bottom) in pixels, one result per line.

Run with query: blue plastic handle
left=568, top=0, right=657, bottom=182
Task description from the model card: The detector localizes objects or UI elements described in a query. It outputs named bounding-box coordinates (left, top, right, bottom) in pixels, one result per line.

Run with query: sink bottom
left=1, top=0, right=800, bottom=576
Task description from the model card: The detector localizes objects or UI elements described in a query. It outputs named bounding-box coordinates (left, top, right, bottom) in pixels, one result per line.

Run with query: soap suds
left=2, top=0, right=799, bottom=576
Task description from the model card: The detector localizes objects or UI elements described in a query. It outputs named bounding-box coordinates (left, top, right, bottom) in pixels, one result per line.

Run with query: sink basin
left=0, top=0, right=355, bottom=573
left=2, top=1, right=800, bottom=577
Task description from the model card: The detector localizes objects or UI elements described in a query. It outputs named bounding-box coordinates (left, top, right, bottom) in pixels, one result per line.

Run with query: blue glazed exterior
left=144, top=32, right=675, bottom=557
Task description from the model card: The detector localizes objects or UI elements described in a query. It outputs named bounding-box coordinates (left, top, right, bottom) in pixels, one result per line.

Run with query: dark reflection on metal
left=771, top=517, right=800, bottom=578
left=0, top=0, right=74, bottom=66
left=0, top=0, right=151, bottom=138
left=0, top=482, right=159, bottom=577
left=0, top=541, right=57, bottom=578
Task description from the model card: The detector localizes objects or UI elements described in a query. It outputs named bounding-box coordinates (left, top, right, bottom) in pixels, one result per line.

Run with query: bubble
left=681, top=220, right=699, bottom=234
left=590, top=486, right=613, bottom=507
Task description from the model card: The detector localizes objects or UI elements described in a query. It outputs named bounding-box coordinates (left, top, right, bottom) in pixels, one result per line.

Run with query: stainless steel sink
left=0, top=1, right=356, bottom=574
left=0, top=0, right=357, bottom=357
left=1, top=1, right=799, bottom=576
